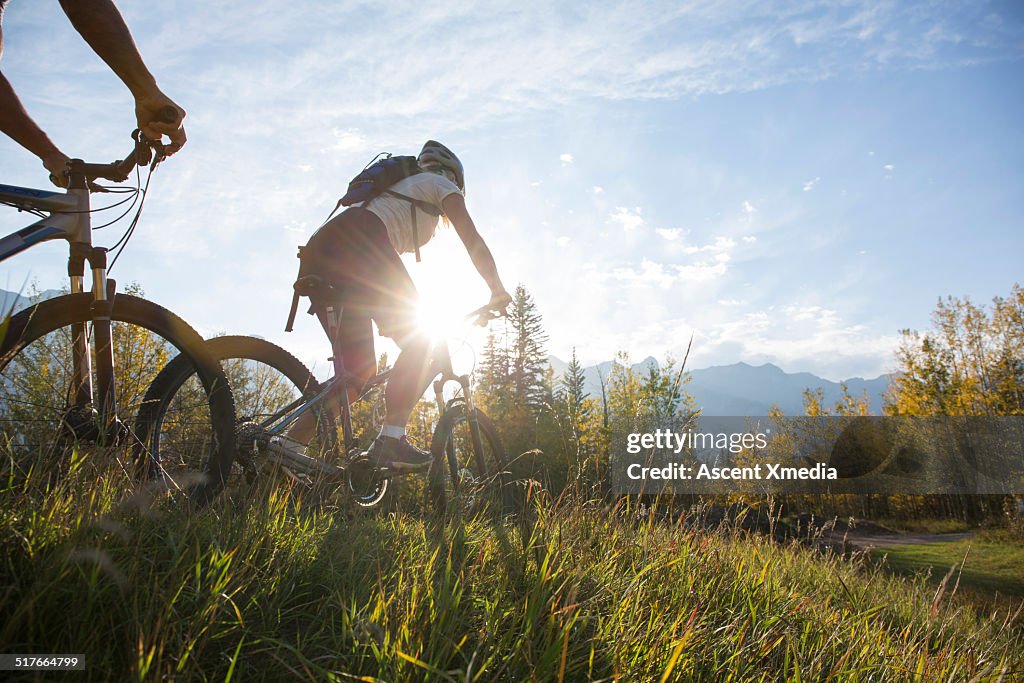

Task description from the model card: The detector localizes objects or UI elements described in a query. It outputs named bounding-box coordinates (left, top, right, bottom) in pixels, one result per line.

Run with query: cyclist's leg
left=380, top=319, right=432, bottom=429
left=365, top=235, right=431, bottom=431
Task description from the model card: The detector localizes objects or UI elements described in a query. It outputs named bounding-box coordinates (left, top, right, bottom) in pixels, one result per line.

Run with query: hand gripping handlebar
left=63, top=106, right=179, bottom=186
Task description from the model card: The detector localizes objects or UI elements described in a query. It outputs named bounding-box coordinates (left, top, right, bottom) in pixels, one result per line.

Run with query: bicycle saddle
left=285, top=275, right=343, bottom=332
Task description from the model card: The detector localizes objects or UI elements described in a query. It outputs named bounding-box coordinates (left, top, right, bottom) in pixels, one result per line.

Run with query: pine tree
left=554, top=347, right=595, bottom=475
left=559, top=347, right=591, bottom=433
left=508, top=284, right=549, bottom=413
left=476, top=328, right=511, bottom=417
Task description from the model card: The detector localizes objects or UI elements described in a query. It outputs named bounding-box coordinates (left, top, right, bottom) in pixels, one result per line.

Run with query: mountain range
left=547, top=355, right=892, bottom=416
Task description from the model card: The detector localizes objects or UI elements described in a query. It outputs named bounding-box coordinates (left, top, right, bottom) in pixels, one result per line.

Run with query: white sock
left=380, top=424, right=406, bottom=439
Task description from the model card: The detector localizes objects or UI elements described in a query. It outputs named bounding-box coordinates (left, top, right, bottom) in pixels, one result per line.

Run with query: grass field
left=874, top=531, right=1024, bottom=604
left=1, top=453, right=1023, bottom=681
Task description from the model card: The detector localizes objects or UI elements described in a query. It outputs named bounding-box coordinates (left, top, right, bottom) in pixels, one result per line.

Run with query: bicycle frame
left=0, top=167, right=121, bottom=435
left=249, top=327, right=480, bottom=477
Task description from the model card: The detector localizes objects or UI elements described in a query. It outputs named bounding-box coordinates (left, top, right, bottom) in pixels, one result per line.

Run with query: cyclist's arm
left=0, top=17, right=70, bottom=179
left=58, top=0, right=186, bottom=152
left=442, top=193, right=512, bottom=309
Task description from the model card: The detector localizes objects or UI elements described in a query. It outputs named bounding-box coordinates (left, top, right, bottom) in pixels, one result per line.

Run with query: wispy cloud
left=78, top=1, right=1024, bottom=143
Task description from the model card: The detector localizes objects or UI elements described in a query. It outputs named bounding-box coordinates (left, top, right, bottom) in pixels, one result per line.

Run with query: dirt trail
left=828, top=531, right=975, bottom=549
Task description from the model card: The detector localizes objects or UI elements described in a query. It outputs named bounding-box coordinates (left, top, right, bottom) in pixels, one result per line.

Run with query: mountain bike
left=0, top=124, right=236, bottom=505
left=135, top=274, right=509, bottom=514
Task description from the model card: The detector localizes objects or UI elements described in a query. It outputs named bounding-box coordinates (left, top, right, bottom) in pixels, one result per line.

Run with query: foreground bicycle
left=136, top=274, right=509, bottom=514
left=0, top=124, right=236, bottom=505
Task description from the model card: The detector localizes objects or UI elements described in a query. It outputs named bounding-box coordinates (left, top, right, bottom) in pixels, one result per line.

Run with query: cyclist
left=293, top=140, right=512, bottom=471
left=0, top=0, right=186, bottom=185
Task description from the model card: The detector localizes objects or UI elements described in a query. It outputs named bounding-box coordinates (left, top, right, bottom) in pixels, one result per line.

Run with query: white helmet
left=417, top=140, right=465, bottom=192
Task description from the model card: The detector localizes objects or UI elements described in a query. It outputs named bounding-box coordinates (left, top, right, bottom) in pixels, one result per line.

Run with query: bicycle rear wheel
left=0, top=293, right=236, bottom=505
left=136, top=335, right=342, bottom=496
left=428, top=403, right=508, bottom=517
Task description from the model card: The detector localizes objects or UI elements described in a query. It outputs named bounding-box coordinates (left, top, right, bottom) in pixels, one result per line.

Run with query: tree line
left=470, top=283, right=1024, bottom=527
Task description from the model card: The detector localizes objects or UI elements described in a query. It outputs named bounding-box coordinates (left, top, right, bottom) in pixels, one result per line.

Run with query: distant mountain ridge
left=548, top=355, right=892, bottom=416
left=1, top=287, right=63, bottom=314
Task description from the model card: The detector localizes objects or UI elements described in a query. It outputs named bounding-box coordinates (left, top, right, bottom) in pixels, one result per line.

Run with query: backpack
left=331, top=153, right=441, bottom=262
left=339, top=154, right=421, bottom=206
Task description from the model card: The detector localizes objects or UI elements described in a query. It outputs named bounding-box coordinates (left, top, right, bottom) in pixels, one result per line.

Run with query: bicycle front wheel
left=428, top=403, right=508, bottom=517
left=0, top=293, right=236, bottom=505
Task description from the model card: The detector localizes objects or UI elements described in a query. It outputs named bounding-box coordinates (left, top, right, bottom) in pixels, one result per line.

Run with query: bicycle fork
left=66, top=242, right=122, bottom=441
left=433, top=375, right=487, bottom=487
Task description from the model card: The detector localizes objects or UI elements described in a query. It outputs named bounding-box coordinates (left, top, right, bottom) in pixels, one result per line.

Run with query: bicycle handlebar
left=67, top=106, right=179, bottom=185
left=467, top=303, right=507, bottom=327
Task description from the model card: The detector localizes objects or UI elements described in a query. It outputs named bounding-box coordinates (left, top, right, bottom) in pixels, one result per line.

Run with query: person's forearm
left=443, top=194, right=507, bottom=295
left=466, top=237, right=506, bottom=294
left=58, top=0, right=158, bottom=97
left=0, top=71, right=63, bottom=160
left=456, top=213, right=505, bottom=292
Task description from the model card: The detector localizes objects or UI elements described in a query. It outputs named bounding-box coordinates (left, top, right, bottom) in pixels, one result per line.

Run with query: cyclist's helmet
left=417, top=140, right=465, bottom=192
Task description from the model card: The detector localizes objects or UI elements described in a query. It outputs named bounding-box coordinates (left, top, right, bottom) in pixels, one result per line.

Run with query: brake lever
left=132, top=129, right=166, bottom=168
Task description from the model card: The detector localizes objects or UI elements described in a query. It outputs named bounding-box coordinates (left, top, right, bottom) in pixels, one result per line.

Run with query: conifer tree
left=560, top=348, right=590, bottom=419
left=508, top=284, right=549, bottom=413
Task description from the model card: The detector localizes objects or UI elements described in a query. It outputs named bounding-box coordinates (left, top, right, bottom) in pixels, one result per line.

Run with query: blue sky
left=2, top=1, right=1022, bottom=381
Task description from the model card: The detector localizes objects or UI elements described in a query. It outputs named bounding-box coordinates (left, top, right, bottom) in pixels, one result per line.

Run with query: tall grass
left=1, top=450, right=1022, bottom=681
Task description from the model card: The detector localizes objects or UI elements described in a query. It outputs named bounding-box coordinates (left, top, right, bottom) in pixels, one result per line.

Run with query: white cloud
left=655, top=228, right=683, bottom=240
left=682, top=236, right=736, bottom=255
left=592, top=186, right=604, bottom=195
left=330, top=128, right=369, bottom=152
left=742, top=235, right=757, bottom=244
left=610, top=206, right=644, bottom=232
left=560, top=153, right=574, bottom=166
left=883, top=163, right=895, bottom=172
left=607, top=257, right=729, bottom=288
left=742, top=200, right=756, bottom=214
left=702, top=305, right=900, bottom=381
left=803, top=177, right=821, bottom=192
left=556, top=236, right=571, bottom=247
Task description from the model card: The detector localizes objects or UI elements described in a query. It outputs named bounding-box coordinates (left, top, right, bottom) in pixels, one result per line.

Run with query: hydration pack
left=329, top=153, right=441, bottom=262
left=339, top=154, right=422, bottom=206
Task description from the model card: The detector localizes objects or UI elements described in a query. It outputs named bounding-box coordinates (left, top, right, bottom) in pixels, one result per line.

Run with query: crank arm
left=264, top=440, right=345, bottom=479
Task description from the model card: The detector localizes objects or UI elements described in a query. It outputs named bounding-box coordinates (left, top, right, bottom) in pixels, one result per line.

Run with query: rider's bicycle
left=0, top=120, right=236, bottom=505
left=135, top=274, right=509, bottom=514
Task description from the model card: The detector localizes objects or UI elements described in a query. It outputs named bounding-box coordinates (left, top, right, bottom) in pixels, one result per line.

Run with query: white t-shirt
left=364, top=173, right=463, bottom=255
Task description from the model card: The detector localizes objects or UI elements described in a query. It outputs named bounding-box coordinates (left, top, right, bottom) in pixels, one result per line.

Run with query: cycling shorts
left=297, top=207, right=419, bottom=379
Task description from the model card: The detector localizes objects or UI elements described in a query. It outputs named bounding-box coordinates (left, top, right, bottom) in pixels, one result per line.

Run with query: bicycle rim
left=428, top=403, right=508, bottom=517
left=0, top=293, right=235, bottom=505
